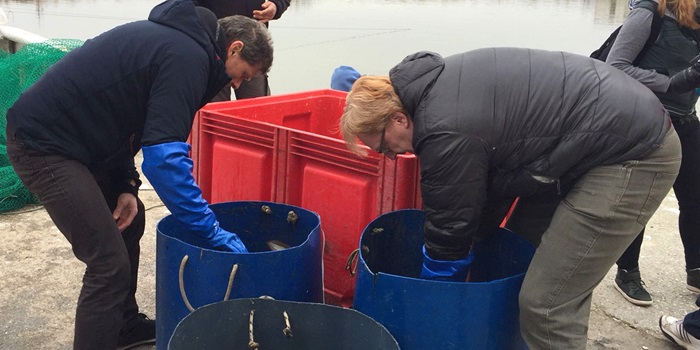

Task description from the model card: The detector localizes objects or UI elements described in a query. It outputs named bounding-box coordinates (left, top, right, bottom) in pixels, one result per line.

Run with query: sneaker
left=659, top=315, right=700, bottom=349
left=614, top=268, right=652, bottom=306
left=688, top=268, right=700, bottom=293
left=117, top=313, right=156, bottom=350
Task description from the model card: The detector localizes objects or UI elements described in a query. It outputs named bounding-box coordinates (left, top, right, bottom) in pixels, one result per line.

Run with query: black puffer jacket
left=390, top=49, right=671, bottom=260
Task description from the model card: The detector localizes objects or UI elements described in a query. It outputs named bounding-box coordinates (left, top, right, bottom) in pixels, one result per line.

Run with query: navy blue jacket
left=6, top=0, right=230, bottom=179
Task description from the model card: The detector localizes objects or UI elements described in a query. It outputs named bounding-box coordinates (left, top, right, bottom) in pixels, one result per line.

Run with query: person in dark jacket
left=339, top=48, right=681, bottom=349
left=193, top=0, right=290, bottom=100
left=605, top=0, right=700, bottom=308
left=4, top=0, right=273, bottom=349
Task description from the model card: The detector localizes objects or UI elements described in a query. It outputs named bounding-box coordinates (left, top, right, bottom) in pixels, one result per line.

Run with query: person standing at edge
left=193, top=0, right=290, bottom=101
left=605, top=0, right=700, bottom=307
left=339, top=48, right=681, bottom=349
left=4, top=0, right=273, bottom=349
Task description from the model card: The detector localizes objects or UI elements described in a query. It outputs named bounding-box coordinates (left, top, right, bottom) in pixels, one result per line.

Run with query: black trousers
left=618, top=117, right=700, bottom=271
left=6, top=140, right=145, bottom=350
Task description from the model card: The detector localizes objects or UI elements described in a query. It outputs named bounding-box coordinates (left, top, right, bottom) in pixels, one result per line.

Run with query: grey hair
left=218, top=15, right=274, bottom=74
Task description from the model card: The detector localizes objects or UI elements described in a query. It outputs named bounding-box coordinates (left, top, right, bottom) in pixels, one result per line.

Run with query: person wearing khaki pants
left=338, top=48, right=681, bottom=349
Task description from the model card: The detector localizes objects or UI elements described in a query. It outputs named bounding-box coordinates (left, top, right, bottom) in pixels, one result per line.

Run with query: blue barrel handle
left=178, top=255, right=239, bottom=312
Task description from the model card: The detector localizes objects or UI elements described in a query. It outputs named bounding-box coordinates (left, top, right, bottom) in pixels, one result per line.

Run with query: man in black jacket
left=5, top=1, right=273, bottom=349
left=193, top=0, right=290, bottom=100
left=340, top=48, right=681, bottom=349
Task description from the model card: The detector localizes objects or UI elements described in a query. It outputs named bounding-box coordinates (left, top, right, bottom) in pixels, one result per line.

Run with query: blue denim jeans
left=513, top=127, right=681, bottom=349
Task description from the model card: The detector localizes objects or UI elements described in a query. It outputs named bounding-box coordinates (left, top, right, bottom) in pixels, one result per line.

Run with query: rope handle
left=178, top=255, right=239, bottom=312
left=345, top=248, right=360, bottom=277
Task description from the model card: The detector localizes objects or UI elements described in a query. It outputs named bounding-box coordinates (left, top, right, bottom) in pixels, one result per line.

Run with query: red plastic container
left=192, top=89, right=421, bottom=306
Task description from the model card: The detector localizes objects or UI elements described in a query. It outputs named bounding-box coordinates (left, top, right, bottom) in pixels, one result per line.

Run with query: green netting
left=0, top=39, right=84, bottom=212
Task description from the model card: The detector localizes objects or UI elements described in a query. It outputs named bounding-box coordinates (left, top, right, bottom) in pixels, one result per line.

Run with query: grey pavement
left=0, top=151, right=693, bottom=350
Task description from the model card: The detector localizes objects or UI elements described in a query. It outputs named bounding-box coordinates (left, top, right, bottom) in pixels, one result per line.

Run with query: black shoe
left=614, top=268, right=652, bottom=306
left=117, top=313, right=156, bottom=350
left=688, top=268, right=700, bottom=293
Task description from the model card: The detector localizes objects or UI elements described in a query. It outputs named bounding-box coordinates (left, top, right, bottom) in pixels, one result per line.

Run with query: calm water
left=1, top=0, right=632, bottom=94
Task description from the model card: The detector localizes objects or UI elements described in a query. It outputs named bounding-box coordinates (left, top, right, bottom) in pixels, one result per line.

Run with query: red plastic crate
left=192, top=89, right=421, bottom=306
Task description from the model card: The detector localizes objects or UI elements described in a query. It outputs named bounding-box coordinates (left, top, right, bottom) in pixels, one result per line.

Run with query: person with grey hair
left=4, top=0, right=273, bottom=349
left=194, top=0, right=290, bottom=100
left=340, top=48, right=681, bottom=349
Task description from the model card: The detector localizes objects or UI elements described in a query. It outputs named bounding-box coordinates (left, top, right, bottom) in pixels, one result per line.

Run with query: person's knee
left=86, top=251, right=131, bottom=293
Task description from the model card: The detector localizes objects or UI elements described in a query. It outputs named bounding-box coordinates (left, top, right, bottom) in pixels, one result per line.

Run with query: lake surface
left=1, top=0, right=632, bottom=94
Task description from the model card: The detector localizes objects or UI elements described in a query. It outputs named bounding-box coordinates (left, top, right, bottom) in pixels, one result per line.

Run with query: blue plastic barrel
left=168, top=298, right=400, bottom=349
left=352, top=209, right=535, bottom=350
left=155, top=201, right=324, bottom=350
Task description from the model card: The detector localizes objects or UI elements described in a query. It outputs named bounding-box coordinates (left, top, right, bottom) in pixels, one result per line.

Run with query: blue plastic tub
left=352, top=209, right=535, bottom=350
left=168, top=298, right=400, bottom=349
left=155, top=201, right=324, bottom=350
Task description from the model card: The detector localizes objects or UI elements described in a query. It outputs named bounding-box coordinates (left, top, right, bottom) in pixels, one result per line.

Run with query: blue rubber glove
left=176, top=223, right=248, bottom=253
left=419, top=245, right=474, bottom=282
left=142, top=141, right=248, bottom=253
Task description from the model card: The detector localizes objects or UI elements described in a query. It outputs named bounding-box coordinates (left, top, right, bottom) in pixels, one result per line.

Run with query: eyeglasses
left=375, top=128, right=389, bottom=154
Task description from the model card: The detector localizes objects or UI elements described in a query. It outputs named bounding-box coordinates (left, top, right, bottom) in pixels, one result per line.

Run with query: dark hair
left=218, top=15, right=274, bottom=73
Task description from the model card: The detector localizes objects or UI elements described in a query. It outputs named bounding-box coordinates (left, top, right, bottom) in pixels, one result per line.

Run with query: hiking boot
left=117, top=313, right=155, bottom=350
left=614, top=268, right=652, bottom=306
left=659, top=315, right=700, bottom=350
left=688, top=268, right=700, bottom=293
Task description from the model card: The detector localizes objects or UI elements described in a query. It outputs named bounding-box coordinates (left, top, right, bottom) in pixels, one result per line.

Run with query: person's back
left=405, top=48, right=668, bottom=187
left=7, top=0, right=228, bottom=169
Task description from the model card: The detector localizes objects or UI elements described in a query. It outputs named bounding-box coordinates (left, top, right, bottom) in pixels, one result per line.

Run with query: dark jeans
left=212, top=74, right=270, bottom=102
left=685, top=294, right=700, bottom=338
left=618, top=117, right=700, bottom=271
left=6, top=140, right=146, bottom=350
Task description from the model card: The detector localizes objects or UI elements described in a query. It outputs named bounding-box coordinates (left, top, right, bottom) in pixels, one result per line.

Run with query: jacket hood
left=148, top=0, right=226, bottom=58
left=389, top=51, right=445, bottom=118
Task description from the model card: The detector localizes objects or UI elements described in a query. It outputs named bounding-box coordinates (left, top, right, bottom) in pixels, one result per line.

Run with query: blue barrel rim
left=358, top=208, right=529, bottom=285
left=156, top=200, right=321, bottom=255
left=168, top=298, right=401, bottom=349
left=357, top=255, right=528, bottom=285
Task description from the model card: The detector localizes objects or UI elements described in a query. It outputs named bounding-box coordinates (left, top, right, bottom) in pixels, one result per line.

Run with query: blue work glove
left=142, top=141, right=248, bottom=253
left=419, top=245, right=474, bottom=282
left=182, top=223, right=248, bottom=253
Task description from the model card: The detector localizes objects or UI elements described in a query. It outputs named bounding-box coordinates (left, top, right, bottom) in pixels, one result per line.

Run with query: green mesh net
left=0, top=39, right=84, bottom=212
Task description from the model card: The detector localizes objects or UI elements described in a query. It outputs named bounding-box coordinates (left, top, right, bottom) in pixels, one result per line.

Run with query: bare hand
left=113, top=193, right=138, bottom=232
left=253, top=1, right=277, bottom=23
